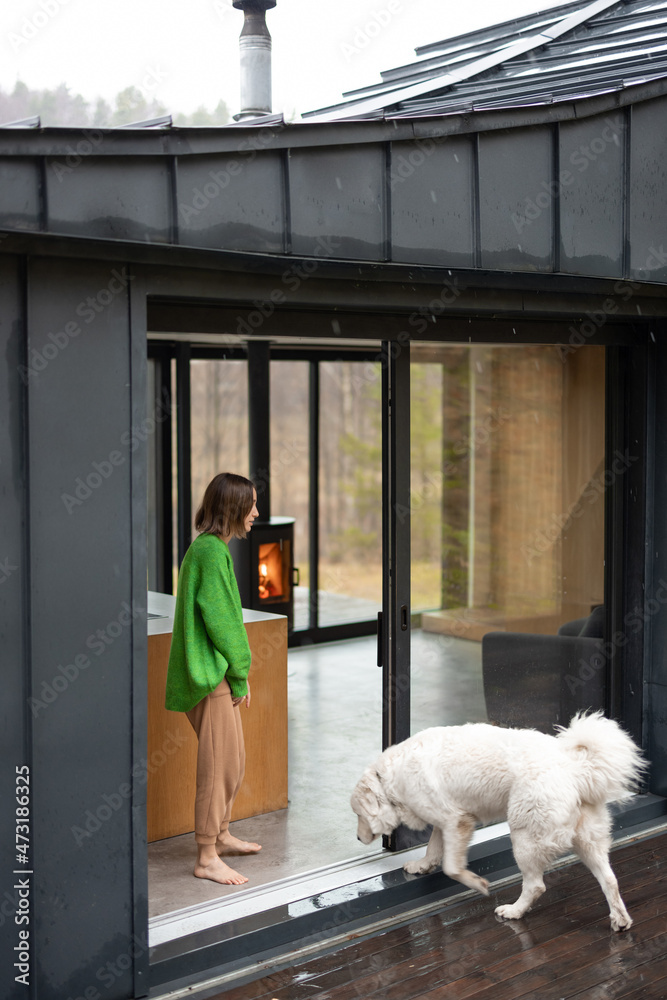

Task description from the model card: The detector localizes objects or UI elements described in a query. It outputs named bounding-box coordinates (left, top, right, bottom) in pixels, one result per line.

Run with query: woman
left=165, top=472, right=261, bottom=885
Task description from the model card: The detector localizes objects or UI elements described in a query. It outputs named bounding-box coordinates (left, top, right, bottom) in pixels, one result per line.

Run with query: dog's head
left=350, top=761, right=400, bottom=844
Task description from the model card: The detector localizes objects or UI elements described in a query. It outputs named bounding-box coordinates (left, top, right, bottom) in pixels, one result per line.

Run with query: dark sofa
left=481, top=606, right=606, bottom=732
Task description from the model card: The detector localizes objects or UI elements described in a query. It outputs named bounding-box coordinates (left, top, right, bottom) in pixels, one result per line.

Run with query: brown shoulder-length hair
left=195, top=473, right=256, bottom=539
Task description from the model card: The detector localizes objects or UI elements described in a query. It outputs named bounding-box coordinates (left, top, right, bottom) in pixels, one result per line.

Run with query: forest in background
left=188, top=359, right=444, bottom=613
left=0, top=80, right=230, bottom=127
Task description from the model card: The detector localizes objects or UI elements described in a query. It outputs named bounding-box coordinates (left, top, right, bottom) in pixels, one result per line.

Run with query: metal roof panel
left=303, top=0, right=667, bottom=122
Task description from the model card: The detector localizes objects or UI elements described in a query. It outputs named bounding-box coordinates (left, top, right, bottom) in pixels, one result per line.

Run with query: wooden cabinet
left=146, top=594, right=288, bottom=842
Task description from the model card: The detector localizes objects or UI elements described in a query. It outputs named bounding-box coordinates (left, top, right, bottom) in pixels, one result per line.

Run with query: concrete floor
left=148, top=629, right=487, bottom=919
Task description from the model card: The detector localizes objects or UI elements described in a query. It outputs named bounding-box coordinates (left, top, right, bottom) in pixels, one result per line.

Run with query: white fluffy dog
left=351, top=713, right=646, bottom=931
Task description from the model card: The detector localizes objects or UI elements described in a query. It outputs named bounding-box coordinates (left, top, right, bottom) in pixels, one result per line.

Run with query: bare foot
left=216, top=831, right=262, bottom=856
left=194, top=856, right=248, bottom=885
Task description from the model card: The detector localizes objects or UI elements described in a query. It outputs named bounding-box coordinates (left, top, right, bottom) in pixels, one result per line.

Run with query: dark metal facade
left=0, top=89, right=666, bottom=282
left=1, top=254, right=148, bottom=999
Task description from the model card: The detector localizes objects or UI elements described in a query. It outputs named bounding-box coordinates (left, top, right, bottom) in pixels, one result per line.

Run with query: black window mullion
left=381, top=339, right=412, bottom=850
left=176, top=342, right=192, bottom=565
left=157, top=353, right=174, bottom=593
left=605, top=341, right=648, bottom=747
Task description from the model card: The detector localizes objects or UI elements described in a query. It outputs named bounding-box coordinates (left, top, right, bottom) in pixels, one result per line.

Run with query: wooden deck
left=213, top=828, right=667, bottom=1000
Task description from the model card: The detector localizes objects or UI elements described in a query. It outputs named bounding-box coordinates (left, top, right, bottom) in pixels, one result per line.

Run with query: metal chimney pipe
left=232, top=0, right=276, bottom=121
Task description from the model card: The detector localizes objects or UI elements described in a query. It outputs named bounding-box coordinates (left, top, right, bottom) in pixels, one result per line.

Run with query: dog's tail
left=556, top=711, right=647, bottom=806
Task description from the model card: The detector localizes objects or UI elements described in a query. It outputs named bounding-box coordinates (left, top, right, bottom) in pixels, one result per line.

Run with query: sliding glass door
left=409, top=342, right=607, bottom=737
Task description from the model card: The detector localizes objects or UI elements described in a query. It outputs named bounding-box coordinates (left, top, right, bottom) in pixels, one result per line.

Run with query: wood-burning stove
left=229, top=517, right=297, bottom=628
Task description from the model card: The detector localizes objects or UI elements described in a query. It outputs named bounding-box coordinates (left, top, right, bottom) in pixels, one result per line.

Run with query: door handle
left=401, top=605, right=409, bottom=631
left=376, top=612, right=383, bottom=667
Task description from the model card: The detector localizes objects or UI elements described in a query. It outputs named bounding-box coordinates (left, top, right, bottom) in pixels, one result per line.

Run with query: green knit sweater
left=165, top=533, right=251, bottom=712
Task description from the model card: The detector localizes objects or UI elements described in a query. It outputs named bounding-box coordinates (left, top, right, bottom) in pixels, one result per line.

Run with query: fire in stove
left=258, top=541, right=288, bottom=603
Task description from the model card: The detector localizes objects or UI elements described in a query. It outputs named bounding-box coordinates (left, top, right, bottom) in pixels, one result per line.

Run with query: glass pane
left=189, top=359, right=249, bottom=533
left=410, top=343, right=606, bottom=735
left=270, top=361, right=310, bottom=630
left=318, top=361, right=382, bottom=627
left=410, top=358, right=444, bottom=613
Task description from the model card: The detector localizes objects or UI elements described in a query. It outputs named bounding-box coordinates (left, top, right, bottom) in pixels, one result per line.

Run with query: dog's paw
left=495, top=903, right=524, bottom=921
left=474, top=875, right=490, bottom=897
left=403, top=859, right=437, bottom=876
left=611, top=914, right=633, bottom=932
left=459, top=872, right=490, bottom=895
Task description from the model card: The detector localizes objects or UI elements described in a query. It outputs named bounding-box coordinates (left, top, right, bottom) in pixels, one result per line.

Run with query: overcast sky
left=2, top=0, right=566, bottom=120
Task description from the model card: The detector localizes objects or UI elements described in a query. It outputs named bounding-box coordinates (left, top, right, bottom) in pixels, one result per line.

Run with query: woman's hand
left=232, top=681, right=251, bottom=709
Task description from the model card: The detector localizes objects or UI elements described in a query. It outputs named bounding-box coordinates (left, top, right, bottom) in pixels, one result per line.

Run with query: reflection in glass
left=410, top=344, right=606, bottom=735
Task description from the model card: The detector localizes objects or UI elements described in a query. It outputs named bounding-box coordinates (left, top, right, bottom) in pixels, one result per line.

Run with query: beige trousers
left=186, top=677, right=246, bottom=845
